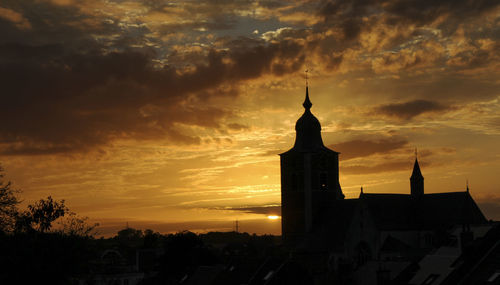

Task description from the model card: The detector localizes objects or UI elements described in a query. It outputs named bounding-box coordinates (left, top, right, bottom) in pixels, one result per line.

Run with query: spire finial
left=303, top=69, right=312, bottom=110
left=305, top=69, right=308, bottom=87
left=466, top=179, right=469, bottom=192
left=415, top=147, right=418, bottom=159
left=361, top=186, right=363, bottom=194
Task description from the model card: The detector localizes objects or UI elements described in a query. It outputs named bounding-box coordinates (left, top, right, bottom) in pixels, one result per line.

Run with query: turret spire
left=411, top=157, right=423, bottom=179
left=410, top=153, right=424, bottom=197
left=305, top=69, right=308, bottom=87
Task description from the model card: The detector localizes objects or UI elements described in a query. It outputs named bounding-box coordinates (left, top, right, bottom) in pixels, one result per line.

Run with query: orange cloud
left=0, top=6, right=31, bottom=29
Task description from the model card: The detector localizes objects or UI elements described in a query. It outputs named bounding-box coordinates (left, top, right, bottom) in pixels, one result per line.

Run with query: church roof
left=417, top=192, right=486, bottom=227
left=360, top=193, right=414, bottom=230
left=281, top=86, right=338, bottom=154
left=360, top=191, right=487, bottom=230
left=295, top=191, right=487, bottom=253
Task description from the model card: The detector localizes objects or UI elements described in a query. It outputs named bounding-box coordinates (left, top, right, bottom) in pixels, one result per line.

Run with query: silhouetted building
left=280, top=85, right=344, bottom=245
left=280, top=86, right=490, bottom=284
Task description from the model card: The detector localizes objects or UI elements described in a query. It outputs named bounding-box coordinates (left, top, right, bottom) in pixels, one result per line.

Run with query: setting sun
left=267, top=215, right=280, bottom=220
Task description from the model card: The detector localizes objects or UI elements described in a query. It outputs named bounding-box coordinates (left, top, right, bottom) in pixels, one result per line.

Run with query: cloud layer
left=0, top=0, right=498, bottom=155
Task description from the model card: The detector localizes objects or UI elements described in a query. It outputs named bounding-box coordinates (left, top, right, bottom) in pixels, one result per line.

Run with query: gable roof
left=359, top=191, right=487, bottom=230
left=417, top=192, right=487, bottom=227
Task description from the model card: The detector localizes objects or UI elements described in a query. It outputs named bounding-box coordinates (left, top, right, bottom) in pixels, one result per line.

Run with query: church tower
left=410, top=157, right=424, bottom=197
left=280, top=86, right=344, bottom=244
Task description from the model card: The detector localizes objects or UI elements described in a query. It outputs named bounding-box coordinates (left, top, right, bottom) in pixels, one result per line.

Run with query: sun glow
left=267, top=215, right=280, bottom=220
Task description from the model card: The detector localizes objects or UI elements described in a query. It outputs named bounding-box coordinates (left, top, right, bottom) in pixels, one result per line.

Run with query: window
left=320, top=173, right=328, bottom=190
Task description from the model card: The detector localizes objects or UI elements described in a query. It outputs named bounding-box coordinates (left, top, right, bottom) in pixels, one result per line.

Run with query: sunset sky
left=1, top=0, right=499, bottom=236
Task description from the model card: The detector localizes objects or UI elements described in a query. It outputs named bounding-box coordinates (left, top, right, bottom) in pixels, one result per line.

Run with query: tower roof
left=410, top=158, right=423, bottom=179
left=280, top=85, right=338, bottom=155
left=292, top=87, right=330, bottom=152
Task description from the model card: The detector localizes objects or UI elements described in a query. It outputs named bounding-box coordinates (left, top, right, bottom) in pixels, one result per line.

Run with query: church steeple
left=279, top=80, right=343, bottom=244
left=410, top=153, right=424, bottom=197
left=293, top=86, right=325, bottom=151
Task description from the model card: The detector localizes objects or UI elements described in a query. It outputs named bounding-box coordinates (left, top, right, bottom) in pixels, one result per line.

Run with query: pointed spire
left=410, top=148, right=424, bottom=196
left=466, top=179, right=469, bottom=193
left=411, top=157, right=423, bottom=179
left=303, top=69, right=312, bottom=110
left=360, top=186, right=364, bottom=194
left=303, top=86, right=312, bottom=110
left=305, top=69, right=309, bottom=87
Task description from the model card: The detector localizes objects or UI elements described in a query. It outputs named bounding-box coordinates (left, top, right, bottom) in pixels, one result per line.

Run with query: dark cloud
left=314, top=0, right=499, bottom=71
left=374, top=100, right=453, bottom=120
left=384, top=0, right=499, bottom=28
left=330, top=138, right=408, bottom=160
left=226, top=123, right=249, bottom=131
left=144, top=0, right=255, bottom=32
left=222, top=205, right=281, bottom=215
left=0, top=0, right=498, bottom=156
left=318, top=0, right=498, bottom=30
left=258, top=0, right=287, bottom=9
left=0, top=36, right=306, bottom=155
left=0, top=0, right=309, bottom=156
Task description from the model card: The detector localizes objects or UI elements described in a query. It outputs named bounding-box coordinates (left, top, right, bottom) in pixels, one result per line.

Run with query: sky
left=0, top=0, right=499, bottom=236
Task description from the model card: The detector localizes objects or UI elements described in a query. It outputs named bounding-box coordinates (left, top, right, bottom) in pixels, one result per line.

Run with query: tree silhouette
left=0, top=166, right=20, bottom=233
left=56, top=211, right=99, bottom=236
left=16, top=196, right=68, bottom=233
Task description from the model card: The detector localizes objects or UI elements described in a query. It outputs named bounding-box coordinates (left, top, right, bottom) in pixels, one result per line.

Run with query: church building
left=280, top=86, right=488, bottom=284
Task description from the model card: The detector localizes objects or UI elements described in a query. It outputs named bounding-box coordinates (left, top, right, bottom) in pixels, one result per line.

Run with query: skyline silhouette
left=0, top=0, right=499, bottom=236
